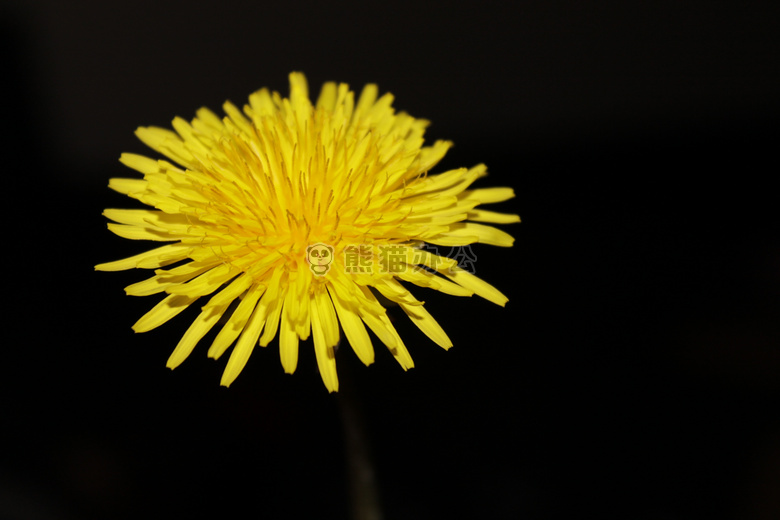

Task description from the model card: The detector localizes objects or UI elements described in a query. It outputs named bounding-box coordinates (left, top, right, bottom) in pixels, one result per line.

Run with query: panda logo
left=306, top=243, right=334, bottom=276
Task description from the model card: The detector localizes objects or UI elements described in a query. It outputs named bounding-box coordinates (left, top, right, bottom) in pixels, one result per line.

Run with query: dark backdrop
left=2, top=1, right=779, bottom=519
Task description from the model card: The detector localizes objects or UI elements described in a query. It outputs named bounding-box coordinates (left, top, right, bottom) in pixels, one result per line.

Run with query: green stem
left=338, top=373, right=383, bottom=520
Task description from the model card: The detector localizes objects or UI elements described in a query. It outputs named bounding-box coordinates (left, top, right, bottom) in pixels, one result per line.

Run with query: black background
left=2, top=1, right=779, bottom=519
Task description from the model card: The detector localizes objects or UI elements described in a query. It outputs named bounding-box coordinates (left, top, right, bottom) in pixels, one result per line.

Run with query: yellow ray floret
left=96, top=72, right=519, bottom=392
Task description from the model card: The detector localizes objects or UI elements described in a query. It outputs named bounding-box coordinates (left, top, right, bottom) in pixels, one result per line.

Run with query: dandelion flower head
left=96, top=73, right=519, bottom=392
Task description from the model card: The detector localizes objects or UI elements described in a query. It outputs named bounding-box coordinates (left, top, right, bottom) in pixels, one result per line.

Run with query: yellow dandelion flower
left=96, top=72, right=519, bottom=392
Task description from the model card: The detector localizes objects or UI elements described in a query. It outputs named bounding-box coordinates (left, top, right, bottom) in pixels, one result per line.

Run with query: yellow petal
left=358, top=287, right=414, bottom=370
left=310, top=290, right=339, bottom=392
left=133, top=293, right=198, bottom=333
left=95, top=243, right=191, bottom=272
left=401, top=167, right=469, bottom=197
left=207, top=284, right=265, bottom=360
left=315, top=81, right=338, bottom=111
left=165, top=263, right=239, bottom=298
left=460, top=187, right=515, bottom=204
left=288, top=71, right=311, bottom=118
left=314, top=286, right=340, bottom=350
left=396, top=267, right=474, bottom=297
left=253, top=267, right=284, bottom=346
left=103, top=208, right=187, bottom=229
left=328, top=284, right=374, bottom=366
left=258, top=288, right=284, bottom=347
left=247, top=88, right=275, bottom=120
left=204, top=272, right=254, bottom=309
left=125, top=262, right=212, bottom=296
left=193, top=107, right=224, bottom=133
left=135, top=126, right=194, bottom=167
left=108, top=177, right=147, bottom=195
left=167, top=302, right=229, bottom=369
left=279, top=289, right=299, bottom=374
left=119, top=153, right=160, bottom=175
left=220, top=292, right=268, bottom=387
left=436, top=222, right=515, bottom=247
left=467, top=209, right=521, bottom=224
left=445, top=267, right=509, bottom=307
left=374, top=279, right=452, bottom=349
left=222, top=101, right=253, bottom=135
left=398, top=301, right=452, bottom=350
left=354, top=83, right=378, bottom=120
left=106, top=223, right=177, bottom=241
